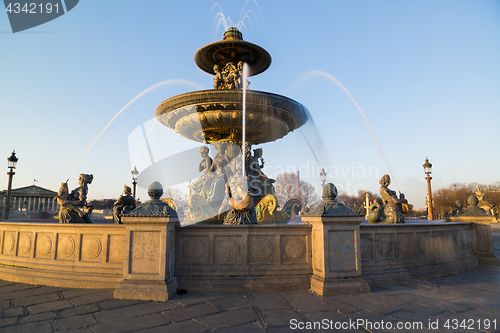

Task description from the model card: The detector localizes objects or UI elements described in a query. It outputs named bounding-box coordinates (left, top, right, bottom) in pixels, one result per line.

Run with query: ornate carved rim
left=194, top=40, right=272, bottom=76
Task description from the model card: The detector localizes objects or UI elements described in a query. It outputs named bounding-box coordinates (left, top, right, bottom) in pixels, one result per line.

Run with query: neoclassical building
left=0, top=185, right=58, bottom=212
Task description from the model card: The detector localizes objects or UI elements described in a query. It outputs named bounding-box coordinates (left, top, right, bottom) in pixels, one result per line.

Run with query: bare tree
left=274, top=172, right=320, bottom=207
left=162, top=187, right=186, bottom=203
left=300, top=181, right=321, bottom=207
left=274, top=173, right=300, bottom=206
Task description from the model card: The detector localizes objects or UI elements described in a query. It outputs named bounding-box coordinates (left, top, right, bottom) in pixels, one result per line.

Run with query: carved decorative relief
left=18, top=234, right=32, bottom=256
left=417, top=234, right=429, bottom=254
left=108, top=235, right=125, bottom=262
left=3, top=233, right=15, bottom=254
left=398, top=233, right=413, bottom=257
left=250, top=238, right=273, bottom=262
left=376, top=235, right=393, bottom=258
left=81, top=236, right=102, bottom=260
left=457, top=230, right=464, bottom=250
left=360, top=237, right=371, bottom=260
left=58, top=235, right=76, bottom=259
left=37, top=235, right=52, bottom=257
left=130, top=231, right=160, bottom=274
left=183, top=238, right=207, bottom=263
left=215, top=238, right=240, bottom=263
left=445, top=231, right=454, bottom=252
left=432, top=231, right=444, bottom=253
left=284, top=238, right=306, bottom=261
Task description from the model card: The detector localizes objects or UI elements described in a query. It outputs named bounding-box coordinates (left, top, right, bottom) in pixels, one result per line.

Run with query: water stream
left=241, top=62, right=249, bottom=180
left=67, top=79, right=203, bottom=182
left=291, top=70, right=401, bottom=192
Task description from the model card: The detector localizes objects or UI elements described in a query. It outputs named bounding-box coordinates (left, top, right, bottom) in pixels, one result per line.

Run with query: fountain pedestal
left=302, top=184, right=370, bottom=296
left=114, top=183, right=179, bottom=301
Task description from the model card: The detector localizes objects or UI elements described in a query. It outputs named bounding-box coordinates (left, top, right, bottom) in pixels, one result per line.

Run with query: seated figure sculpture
left=57, top=174, right=94, bottom=223
left=219, top=183, right=257, bottom=225
left=113, top=185, right=137, bottom=224
left=379, top=174, right=410, bottom=224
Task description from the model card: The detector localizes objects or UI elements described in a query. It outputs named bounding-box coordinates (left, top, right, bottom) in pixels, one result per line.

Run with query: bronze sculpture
left=57, top=174, right=94, bottom=223
left=113, top=185, right=137, bottom=224
left=220, top=183, right=257, bottom=225
left=154, top=27, right=308, bottom=223
left=378, top=174, right=410, bottom=223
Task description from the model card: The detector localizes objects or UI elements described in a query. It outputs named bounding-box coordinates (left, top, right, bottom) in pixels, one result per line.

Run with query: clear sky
left=1, top=0, right=499, bottom=209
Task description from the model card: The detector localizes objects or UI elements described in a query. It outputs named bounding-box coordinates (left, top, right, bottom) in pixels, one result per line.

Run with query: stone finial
left=467, top=195, right=479, bottom=207
left=455, top=200, right=463, bottom=209
left=303, top=183, right=360, bottom=217
left=323, top=183, right=338, bottom=200
left=148, top=181, right=163, bottom=200
left=223, top=27, right=243, bottom=41
left=125, top=181, right=177, bottom=217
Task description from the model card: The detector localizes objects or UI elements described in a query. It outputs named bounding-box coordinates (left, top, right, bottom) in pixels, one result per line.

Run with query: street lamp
left=4, top=150, right=18, bottom=220
left=423, top=157, right=433, bottom=220
left=131, top=166, right=139, bottom=198
left=319, top=168, right=327, bottom=188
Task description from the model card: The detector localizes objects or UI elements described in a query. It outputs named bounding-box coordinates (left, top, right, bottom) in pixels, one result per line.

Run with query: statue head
left=58, top=182, right=69, bottom=198
left=253, top=148, right=263, bottom=158
left=379, top=174, right=391, bottom=187
left=213, top=64, right=220, bottom=73
left=124, top=185, right=132, bottom=196
left=200, top=146, right=209, bottom=156
left=79, top=174, right=93, bottom=186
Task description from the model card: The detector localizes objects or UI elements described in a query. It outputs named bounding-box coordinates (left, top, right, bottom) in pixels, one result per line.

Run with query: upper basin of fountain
left=194, top=27, right=272, bottom=76
left=155, top=89, right=308, bottom=145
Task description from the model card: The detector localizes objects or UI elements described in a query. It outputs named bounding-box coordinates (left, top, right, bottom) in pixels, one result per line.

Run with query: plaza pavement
left=0, top=225, right=498, bottom=333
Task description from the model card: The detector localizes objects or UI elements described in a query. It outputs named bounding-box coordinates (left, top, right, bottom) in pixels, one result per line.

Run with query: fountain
left=154, top=27, right=308, bottom=223
left=0, top=22, right=498, bottom=302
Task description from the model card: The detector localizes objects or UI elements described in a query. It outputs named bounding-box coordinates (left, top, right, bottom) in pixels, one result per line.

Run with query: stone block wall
left=0, top=223, right=125, bottom=288
left=176, top=225, right=312, bottom=292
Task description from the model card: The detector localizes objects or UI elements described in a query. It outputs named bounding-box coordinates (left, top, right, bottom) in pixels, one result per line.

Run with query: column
left=27, top=197, right=31, bottom=211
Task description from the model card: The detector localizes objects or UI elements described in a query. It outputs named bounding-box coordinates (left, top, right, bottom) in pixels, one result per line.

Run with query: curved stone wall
left=360, top=222, right=479, bottom=285
left=0, top=223, right=125, bottom=288
left=0, top=221, right=495, bottom=292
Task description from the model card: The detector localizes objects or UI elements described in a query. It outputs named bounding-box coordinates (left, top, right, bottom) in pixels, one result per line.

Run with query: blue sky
left=1, top=0, right=499, bottom=208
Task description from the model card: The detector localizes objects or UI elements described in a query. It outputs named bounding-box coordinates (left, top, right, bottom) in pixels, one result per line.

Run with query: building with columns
left=0, top=185, right=58, bottom=213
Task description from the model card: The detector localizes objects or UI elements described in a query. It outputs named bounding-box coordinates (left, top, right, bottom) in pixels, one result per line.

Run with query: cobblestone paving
left=0, top=226, right=498, bottom=332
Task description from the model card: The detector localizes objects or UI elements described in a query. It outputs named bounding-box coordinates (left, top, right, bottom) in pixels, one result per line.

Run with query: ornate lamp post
left=423, top=157, right=433, bottom=220
left=4, top=151, right=18, bottom=220
left=131, top=166, right=139, bottom=198
left=320, top=168, right=327, bottom=188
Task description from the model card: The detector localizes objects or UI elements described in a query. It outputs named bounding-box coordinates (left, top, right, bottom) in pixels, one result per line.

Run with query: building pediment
left=7, top=185, right=57, bottom=196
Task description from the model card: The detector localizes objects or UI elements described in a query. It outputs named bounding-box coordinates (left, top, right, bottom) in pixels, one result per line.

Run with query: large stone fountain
left=154, top=28, right=308, bottom=223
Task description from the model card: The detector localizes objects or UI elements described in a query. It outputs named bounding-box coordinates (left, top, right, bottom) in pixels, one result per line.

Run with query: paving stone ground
left=0, top=225, right=498, bottom=332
